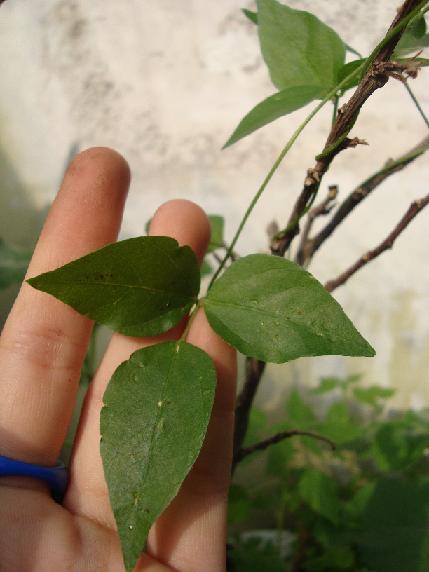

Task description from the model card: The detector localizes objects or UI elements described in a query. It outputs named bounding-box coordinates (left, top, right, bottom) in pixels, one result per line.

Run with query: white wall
left=1, top=0, right=428, bottom=410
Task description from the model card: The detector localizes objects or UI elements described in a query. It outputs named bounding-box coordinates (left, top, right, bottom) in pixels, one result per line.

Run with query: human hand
left=0, top=148, right=236, bottom=571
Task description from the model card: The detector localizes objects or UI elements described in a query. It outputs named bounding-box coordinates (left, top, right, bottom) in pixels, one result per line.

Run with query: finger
left=147, top=310, right=236, bottom=572
left=0, top=148, right=130, bottom=466
left=65, top=200, right=211, bottom=525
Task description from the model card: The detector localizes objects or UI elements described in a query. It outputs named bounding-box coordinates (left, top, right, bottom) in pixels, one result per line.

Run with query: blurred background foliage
left=228, top=374, right=429, bottom=571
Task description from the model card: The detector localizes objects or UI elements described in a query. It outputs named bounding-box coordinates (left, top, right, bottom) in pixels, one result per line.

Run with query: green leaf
left=395, top=15, right=429, bottom=55
left=286, top=389, right=316, bottom=427
left=321, top=401, right=362, bottom=445
left=312, top=376, right=342, bottom=395
left=353, top=385, right=395, bottom=407
left=312, top=374, right=362, bottom=395
left=232, top=537, right=285, bottom=572
left=243, top=8, right=258, bottom=25
left=266, top=437, right=294, bottom=477
left=371, top=423, right=405, bottom=472
left=298, top=469, right=341, bottom=524
left=305, top=545, right=356, bottom=571
left=257, top=0, right=346, bottom=93
left=27, top=236, right=200, bottom=336
left=100, top=341, right=216, bottom=572
left=358, top=479, right=429, bottom=572
left=207, top=215, right=225, bottom=251
left=345, top=43, right=363, bottom=59
left=337, top=59, right=366, bottom=92
left=345, top=483, right=375, bottom=521
left=245, top=4, right=363, bottom=65
left=204, top=255, right=375, bottom=363
left=228, top=484, right=252, bottom=525
left=223, top=85, right=321, bottom=148
left=0, top=238, right=31, bottom=289
left=370, top=422, right=428, bottom=472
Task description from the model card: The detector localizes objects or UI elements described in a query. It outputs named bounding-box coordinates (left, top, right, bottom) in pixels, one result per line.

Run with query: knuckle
left=0, top=324, right=87, bottom=375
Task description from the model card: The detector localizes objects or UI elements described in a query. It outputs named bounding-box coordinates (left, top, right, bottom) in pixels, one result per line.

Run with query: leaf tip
left=366, top=343, right=376, bottom=358
left=124, top=556, right=138, bottom=572
left=26, top=275, right=40, bottom=289
left=357, top=337, right=376, bottom=358
left=221, top=137, right=234, bottom=150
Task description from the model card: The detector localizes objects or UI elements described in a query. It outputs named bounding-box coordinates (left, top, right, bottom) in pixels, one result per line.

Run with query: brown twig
left=298, top=135, right=429, bottom=265
left=325, top=192, right=429, bottom=292
left=296, top=185, right=339, bottom=265
left=232, top=358, right=266, bottom=472
left=235, top=429, right=336, bottom=463
left=271, top=0, right=425, bottom=258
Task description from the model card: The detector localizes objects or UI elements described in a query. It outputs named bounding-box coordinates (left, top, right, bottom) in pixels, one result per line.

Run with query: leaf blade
left=337, top=58, right=366, bottom=92
left=224, top=85, right=322, bottom=148
left=242, top=8, right=258, bottom=25
left=100, top=341, right=216, bottom=572
left=204, top=254, right=375, bottom=363
left=27, top=236, right=200, bottom=336
left=395, top=14, right=429, bottom=55
left=207, top=215, right=225, bottom=251
left=257, top=0, right=346, bottom=93
left=298, top=469, right=341, bottom=524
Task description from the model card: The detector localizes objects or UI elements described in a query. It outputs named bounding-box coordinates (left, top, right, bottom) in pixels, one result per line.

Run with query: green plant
left=0, top=238, right=31, bottom=291
left=22, top=1, right=429, bottom=570
left=228, top=375, right=429, bottom=572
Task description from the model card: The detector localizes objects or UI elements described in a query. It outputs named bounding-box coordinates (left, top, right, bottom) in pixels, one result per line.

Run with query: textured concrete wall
left=1, top=1, right=428, bottom=410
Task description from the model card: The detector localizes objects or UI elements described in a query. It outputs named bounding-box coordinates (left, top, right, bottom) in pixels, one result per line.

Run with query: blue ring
left=0, top=455, right=68, bottom=502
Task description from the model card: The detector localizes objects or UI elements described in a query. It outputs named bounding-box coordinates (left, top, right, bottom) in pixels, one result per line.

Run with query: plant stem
left=178, top=301, right=201, bottom=342
left=232, top=1, right=427, bottom=470
left=332, top=95, right=339, bottom=126
left=236, top=429, right=336, bottom=463
left=362, top=0, right=429, bottom=76
left=271, top=0, right=428, bottom=257
left=299, top=135, right=429, bottom=264
left=404, top=81, right=429, bottom=128
left=232, top=357, right=266, bottom=470
left=211, top=3, right=428, bottom=287
left=208, top=65, right=366, bottom=290
left=325, top=192, right=429, bottom=291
